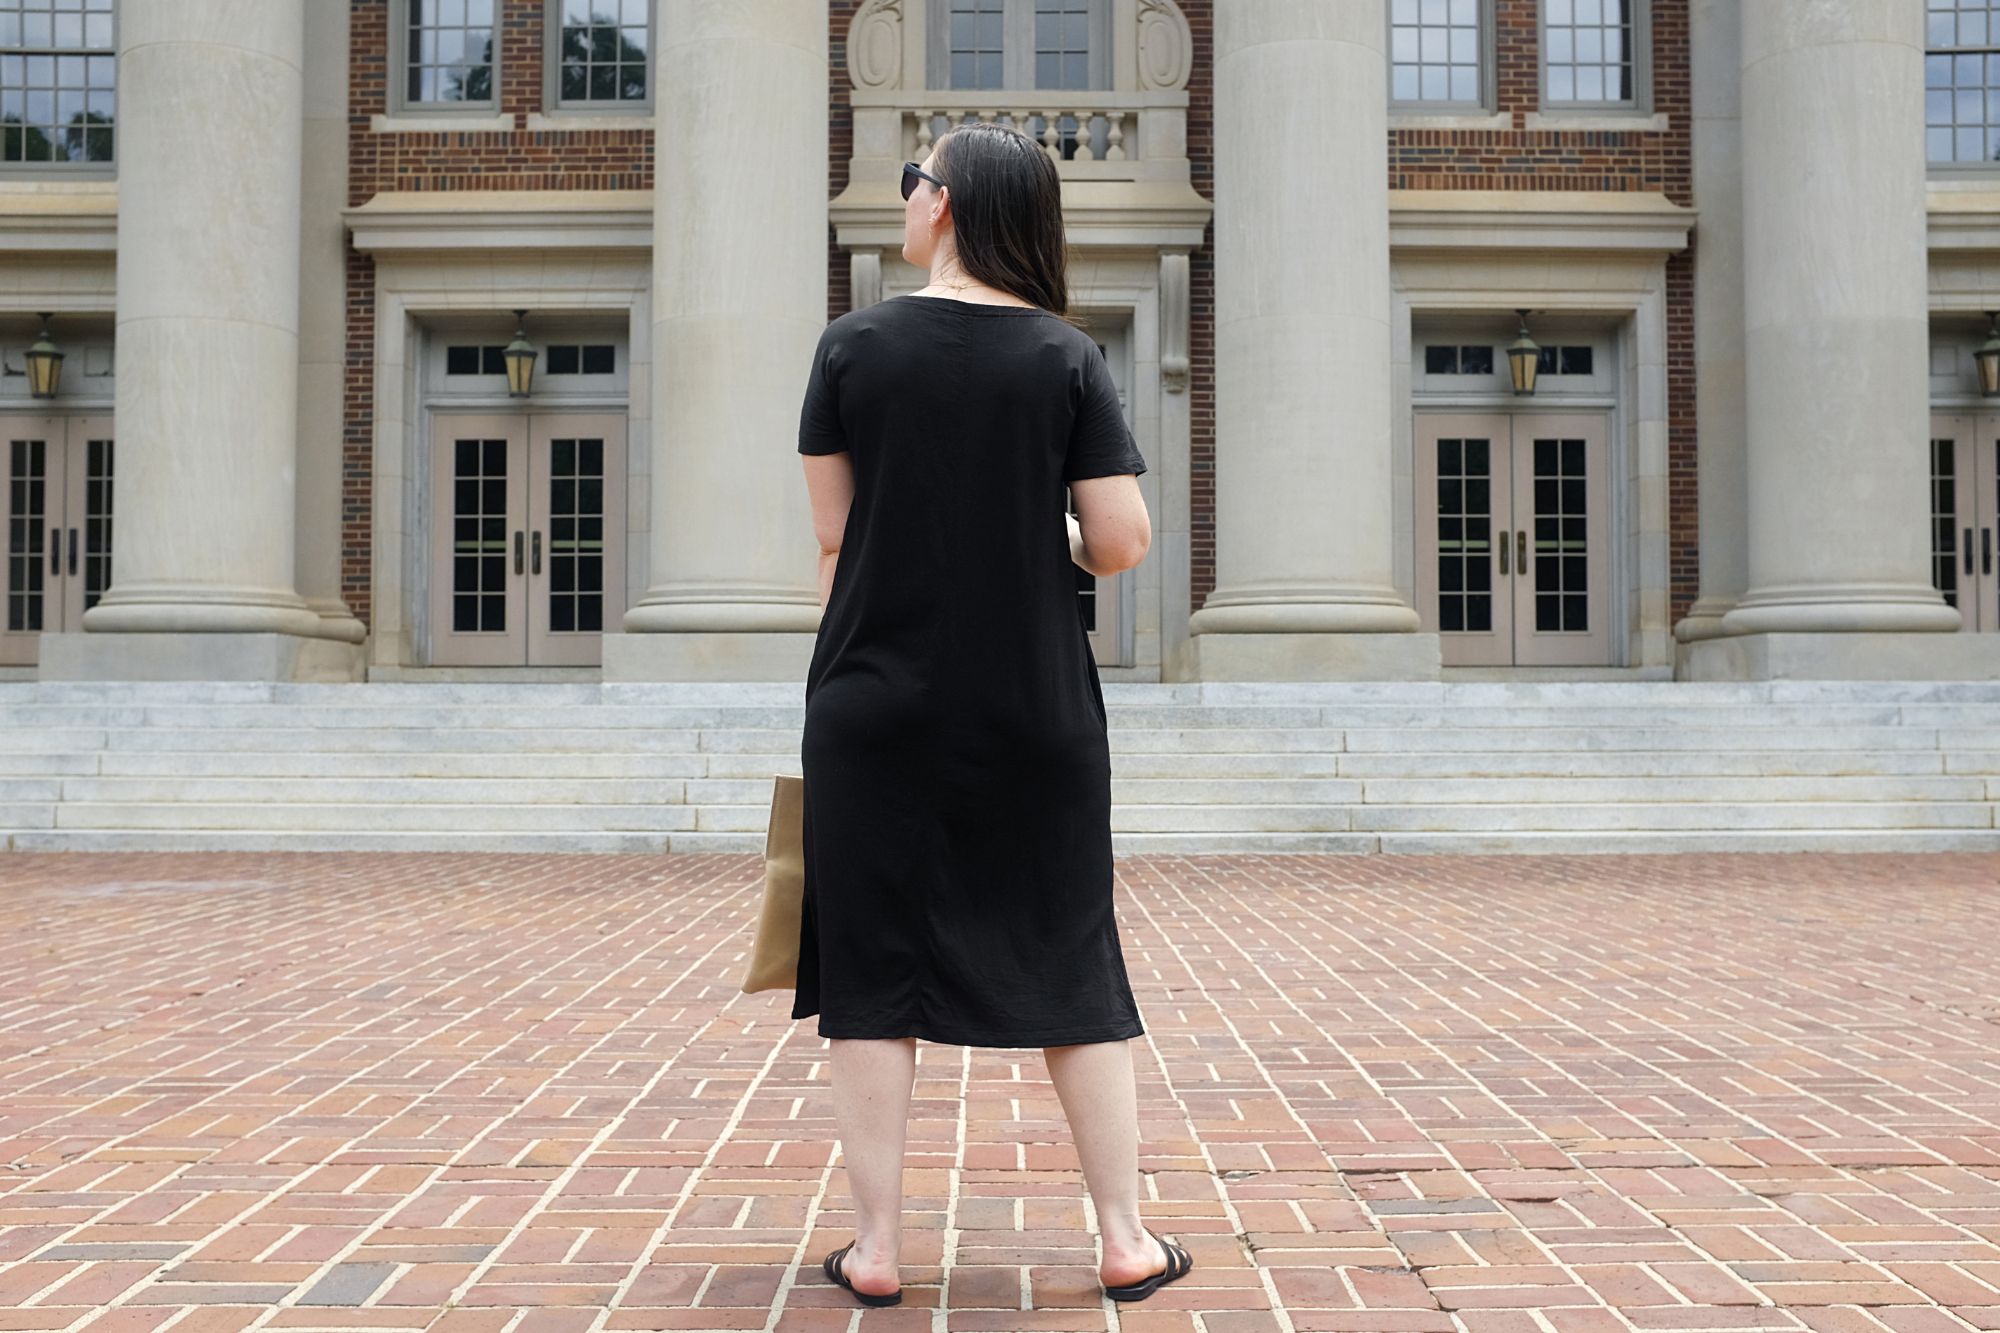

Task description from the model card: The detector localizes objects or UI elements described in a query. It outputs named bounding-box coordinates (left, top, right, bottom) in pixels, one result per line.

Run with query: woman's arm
left=818, top=548, right=839, bottom=612
left=803, top=453, right=855, bottom=611
left=1067, top=475, right=1151, bottom=576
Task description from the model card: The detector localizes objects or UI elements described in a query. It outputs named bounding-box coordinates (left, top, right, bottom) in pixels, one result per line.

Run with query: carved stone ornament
left=847, top=0, right=903, bottom=91
left=1137, top=0, right=1192, bottom=91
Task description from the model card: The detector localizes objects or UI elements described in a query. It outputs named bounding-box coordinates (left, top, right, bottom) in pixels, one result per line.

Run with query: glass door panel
left=1416, top=413, right=1512, bottom=665
left=527, top=414, right=625, bottom=666
left=0, top=414, right=114, bottom=668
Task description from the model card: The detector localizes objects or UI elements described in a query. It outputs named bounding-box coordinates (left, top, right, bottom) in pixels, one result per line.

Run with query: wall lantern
left=504, top=309, right=537, bottom=398
left=1506, top=309, right=1541, bottom=397
left=1977, top=312, right=2000, bottom=398
left=25, top=312, right=62, bottom=400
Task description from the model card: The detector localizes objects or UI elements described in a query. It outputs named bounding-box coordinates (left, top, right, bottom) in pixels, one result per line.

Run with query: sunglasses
left=901, top=160, right=946, bottom=201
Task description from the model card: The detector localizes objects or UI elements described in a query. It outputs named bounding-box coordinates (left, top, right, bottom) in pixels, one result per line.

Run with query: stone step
left=13, top=700, right=2000, bottom=728
left=46, top=747, right=1962, bottom=780
left=38, top=772, right=1995, bottom=807
left=13, top=826, right=2000, bottom=856
left=2, top=722, right=1968, bottom=756
left=1341, top=801, right=1993, bottom=833
left=33, top=797, right=1983, bottom=837
left=18, top=678, right=2000, bottom=703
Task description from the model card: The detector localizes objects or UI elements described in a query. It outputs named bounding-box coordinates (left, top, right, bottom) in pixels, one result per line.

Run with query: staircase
left=4, top=679, right=2000, bottom=853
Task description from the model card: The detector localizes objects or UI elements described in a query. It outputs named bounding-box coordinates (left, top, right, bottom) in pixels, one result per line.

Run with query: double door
left=430, top=413, right=626, bottom=666
left=1928, top=412, right=2000, bottom=631
left=0, top=415, right=113, bottom=667
left=1414, top=412, right=1611, bottom=667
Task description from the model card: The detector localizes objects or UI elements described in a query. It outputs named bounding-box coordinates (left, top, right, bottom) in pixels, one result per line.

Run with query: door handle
left=1985, top=527, right=1992, bottom=577
left=1967, top=526, right=1976, bottom=577
left=531, top=530, right=542, bottom=575
left=68, top=526, right=77, bottom=577
left=1497, top=528, right=1508, bottom=575
left=514, top=529, right=524, bottom=576
left=1516, top=529, right=1528, bottom=570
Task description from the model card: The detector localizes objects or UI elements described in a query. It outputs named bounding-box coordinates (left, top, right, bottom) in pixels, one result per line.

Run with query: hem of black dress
left=807, top=1016, right=1145, bottom=1048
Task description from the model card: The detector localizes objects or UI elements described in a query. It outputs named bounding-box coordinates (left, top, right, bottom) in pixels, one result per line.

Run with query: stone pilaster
left=1676, top=0, right=1747, bottom=646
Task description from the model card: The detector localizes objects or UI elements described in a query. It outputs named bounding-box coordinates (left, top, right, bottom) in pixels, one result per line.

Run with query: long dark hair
left=929, top=121, right=1082, bottom=329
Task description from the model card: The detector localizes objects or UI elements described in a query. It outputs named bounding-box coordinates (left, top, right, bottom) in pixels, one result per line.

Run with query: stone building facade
left=0, top=0, right=1986, bottom=683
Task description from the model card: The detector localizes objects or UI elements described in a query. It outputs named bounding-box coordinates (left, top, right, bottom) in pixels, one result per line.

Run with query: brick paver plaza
left=0, top=852, right=1996, bottom=1333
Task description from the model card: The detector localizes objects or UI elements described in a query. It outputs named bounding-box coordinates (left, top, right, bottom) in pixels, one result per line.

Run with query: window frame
left=391, top=0, right=503, bottom=116
left=1927, top=1, right=2000, bottom=175
left=1537, top=0, right=1651, bottom=116
left=926, top=0, right=1111, bottom=93
left=1386, top=0, right=1497, bottom=116
left=541, top=0, right=655, bottom=115
left=0, top=0, right=119, bottom=177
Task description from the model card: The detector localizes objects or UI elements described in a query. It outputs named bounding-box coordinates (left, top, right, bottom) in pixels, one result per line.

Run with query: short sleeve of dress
left=1062, top=340, right=1148, bottom=482
left=798, top=325, right=848, bottom=455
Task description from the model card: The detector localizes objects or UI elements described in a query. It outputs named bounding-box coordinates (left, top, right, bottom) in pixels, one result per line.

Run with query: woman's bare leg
left=826, top=1036, right=917, bottom=1297
left=1043, top=1038, right=1172, bottom=1287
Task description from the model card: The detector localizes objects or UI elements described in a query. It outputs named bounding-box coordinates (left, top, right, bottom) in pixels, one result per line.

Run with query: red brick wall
left=344, top=0, right=1692, bottom=646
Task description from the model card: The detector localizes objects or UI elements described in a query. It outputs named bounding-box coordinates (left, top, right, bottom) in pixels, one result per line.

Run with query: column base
left=1677, top=631, right=2000, bottom=681
left=1184, top=631, right=1442, bottom=681
left=37, top=632, right=368, bottom=682
left=302, top=595, right=370, bottom=645
left=1673, top=594, right=1739, bottom=643
left=602, top=630, right=815, bottom=682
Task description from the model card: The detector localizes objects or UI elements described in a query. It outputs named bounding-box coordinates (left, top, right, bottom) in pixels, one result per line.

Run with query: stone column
left=1714, top=1, right=1956, bottom=644
left=295, top=0, right=368, bottom=663
left=1187, top=0, right=1436, bottom=681
left=610, top=0, right=829, bottom=681
left=1675, top=0, right=1748, bottom=645
left=56, top=0, right=321, bottom=678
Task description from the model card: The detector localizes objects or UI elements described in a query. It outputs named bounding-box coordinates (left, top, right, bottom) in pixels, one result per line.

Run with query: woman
left=792, top=120, right=1193, bottom=1308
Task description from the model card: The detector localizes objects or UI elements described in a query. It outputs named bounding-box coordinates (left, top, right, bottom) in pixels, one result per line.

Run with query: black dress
left=791, top=293, right=1150, bottom=1047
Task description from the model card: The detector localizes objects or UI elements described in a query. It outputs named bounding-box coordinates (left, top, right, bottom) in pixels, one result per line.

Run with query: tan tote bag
left=742, top=773, right=804, bottom=993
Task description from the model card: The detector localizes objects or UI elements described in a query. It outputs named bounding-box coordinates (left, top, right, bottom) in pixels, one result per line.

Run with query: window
left=1541, top=0, right=1644, bottom=110
left=446, top=345, right=508, bottom=376
left=1929, top=0, right=2000, bottom=166
left=549, top=0, right=650, bottom=108
left=0, top=0, right=115, bottom=168
left=400, top=0, right=498, bottom=109
left=1390, top=0, right=1488, bottom=110
left=544, top=344, right=616, bottom=375
left=929, top=0, right=1108, bottom=91
left=1426, top=345, right=1496, bottom=376
left=1538, top=345, right=1594, bottom=376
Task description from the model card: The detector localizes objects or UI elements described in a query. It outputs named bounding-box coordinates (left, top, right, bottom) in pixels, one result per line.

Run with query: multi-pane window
left=949, top=0, right=1004, bottom=88
left=934, top=0, right=1104, bottom=90
left=1390, top=0, right=1484, bottom=107
left=0, top=0, right=115, bottom=167
left=1929, top=0, right=2000, bottom=165
left=1542, top=0, right=1635, bottom=107
left=1035, top=0, right=1090, bottom=89
left=554, top=0, right=649, bottom=106
left=405, top=0, right=497, bottom=107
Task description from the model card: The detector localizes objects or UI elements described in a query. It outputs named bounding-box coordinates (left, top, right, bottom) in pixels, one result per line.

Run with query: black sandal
left=822, top=1240, right=902, bottom=1307
left=1103, top=1228, right=1192, bottom=1302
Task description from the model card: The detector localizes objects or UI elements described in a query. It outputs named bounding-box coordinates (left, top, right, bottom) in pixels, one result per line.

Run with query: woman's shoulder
left=814, top=295, right=1092, bottom=363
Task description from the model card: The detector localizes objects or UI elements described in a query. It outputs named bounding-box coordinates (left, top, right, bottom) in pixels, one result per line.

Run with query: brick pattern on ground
left=0, top=851, right=1996, bottom=1332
